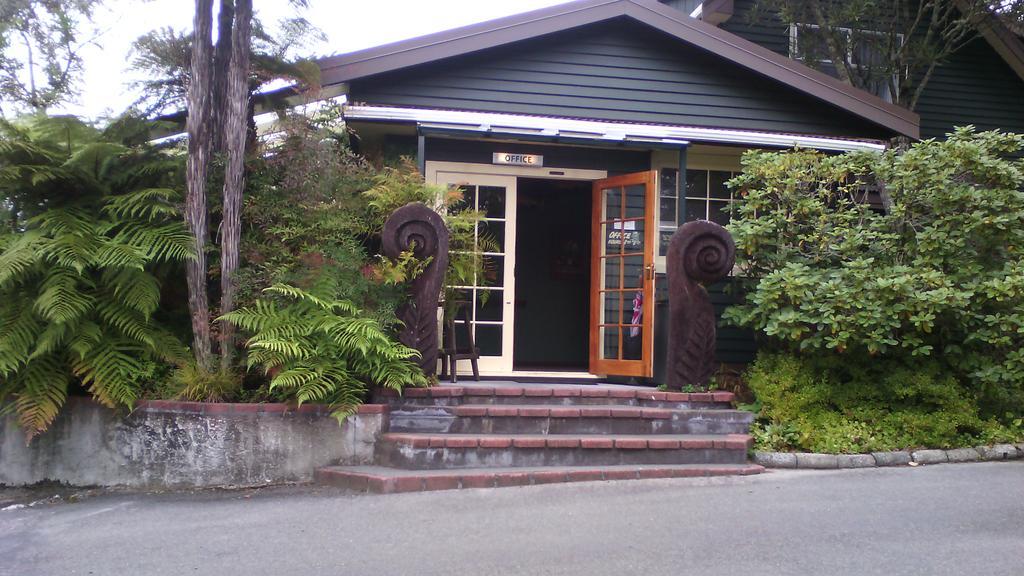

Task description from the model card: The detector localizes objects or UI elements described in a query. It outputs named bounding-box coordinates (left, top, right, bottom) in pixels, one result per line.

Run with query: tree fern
left=222, top=283, right=427, bottom=421
left=0, top=114, right=190, bottom=440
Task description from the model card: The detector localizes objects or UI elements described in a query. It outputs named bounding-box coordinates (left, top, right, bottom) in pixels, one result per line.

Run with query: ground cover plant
left=727, top=128, right=1024, bottom=452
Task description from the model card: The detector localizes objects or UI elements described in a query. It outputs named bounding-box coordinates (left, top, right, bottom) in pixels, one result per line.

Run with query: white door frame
left=427, top=161, right=607, bottom=376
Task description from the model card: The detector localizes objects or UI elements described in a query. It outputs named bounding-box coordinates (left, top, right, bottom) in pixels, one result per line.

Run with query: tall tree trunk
left=185, top=0, right=215, bottom=370
left=218, top=0, right=253, bottom=371
left=211, top=0, right=235, bottom=154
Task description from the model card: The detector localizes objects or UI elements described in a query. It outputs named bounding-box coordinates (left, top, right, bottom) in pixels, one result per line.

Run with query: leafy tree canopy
left=0, top=0, right=104, bottom=115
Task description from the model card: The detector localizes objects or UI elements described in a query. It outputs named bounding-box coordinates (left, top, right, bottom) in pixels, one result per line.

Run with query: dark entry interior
left=513, top=178, right=592, bottom=371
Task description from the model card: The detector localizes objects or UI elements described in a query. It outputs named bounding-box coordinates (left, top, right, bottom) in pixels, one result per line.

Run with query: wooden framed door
left=589, top=171, right=657, bottom=377
left=432, top=172, right=517, bottom=374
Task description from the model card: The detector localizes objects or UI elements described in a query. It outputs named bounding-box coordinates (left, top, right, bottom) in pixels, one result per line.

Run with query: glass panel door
left=589, top=172, right=656, bottom=377
left=433, top=173, right=517, bottom=374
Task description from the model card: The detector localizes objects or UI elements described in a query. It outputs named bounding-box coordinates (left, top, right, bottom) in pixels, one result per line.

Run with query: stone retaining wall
left=0, top=398, right=387, bottom=488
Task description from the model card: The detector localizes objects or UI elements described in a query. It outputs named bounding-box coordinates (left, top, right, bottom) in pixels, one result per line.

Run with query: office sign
left=493, top=152, right=543, bottom=167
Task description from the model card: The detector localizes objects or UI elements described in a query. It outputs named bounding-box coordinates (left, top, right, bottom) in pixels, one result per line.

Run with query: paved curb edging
left=755, top=443, right=1024, bottom=469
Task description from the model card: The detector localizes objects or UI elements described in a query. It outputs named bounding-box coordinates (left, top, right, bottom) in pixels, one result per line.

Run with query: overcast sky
left=60, top=0, right=574, bottom=119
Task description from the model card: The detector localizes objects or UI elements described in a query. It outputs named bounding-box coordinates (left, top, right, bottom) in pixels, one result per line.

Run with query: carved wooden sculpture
left=666, top=220, right=736, bottom=390
left=382, top=203, right=449, bottom=376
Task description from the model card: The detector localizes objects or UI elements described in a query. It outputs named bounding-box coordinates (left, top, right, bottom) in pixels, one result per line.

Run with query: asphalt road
left=2, top=461, right=1022, bottom=576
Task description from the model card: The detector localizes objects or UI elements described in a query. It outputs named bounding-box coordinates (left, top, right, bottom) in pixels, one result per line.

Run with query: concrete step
left=388, top=404, right=754, bottom=435
left=377, top=433, right=752, bottom=470
left=315, top=463, right=764, bottom=493
left=378, top=385, right=735, bottom=410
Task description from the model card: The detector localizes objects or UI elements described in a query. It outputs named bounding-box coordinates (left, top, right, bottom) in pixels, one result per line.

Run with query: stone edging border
left=755, top=444, right=1024, bottom=469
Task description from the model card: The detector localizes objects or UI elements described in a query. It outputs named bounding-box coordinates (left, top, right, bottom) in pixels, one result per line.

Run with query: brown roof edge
left=694, top=0, right=735, bottom=25
left=318, top=0, right=919, bottom=139
left=959, top=0, right=1024, bottom=83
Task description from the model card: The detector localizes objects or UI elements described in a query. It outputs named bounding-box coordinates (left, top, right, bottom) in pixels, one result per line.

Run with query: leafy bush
left=726, top=128, right=1024, bottom=419
left=0, top=115, right=189, bottom=438
left=221, top=284, right=427, bottom=420
left=240, top=110, right=496, bottom=386
left=746, top=352, right=1022, bottom=453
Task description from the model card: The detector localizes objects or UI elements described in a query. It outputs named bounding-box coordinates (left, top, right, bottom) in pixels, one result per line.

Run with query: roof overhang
left=320, top=0, right=918, bottom=139
left=961, top=0, right=1024, bottom=83
left=689, top=0, right=734, bottom=25
left=344, top=105, right=888, bottom=152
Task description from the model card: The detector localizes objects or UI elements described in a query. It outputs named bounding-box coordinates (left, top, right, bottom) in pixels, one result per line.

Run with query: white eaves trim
left=343, top=105, right=886, bottom=152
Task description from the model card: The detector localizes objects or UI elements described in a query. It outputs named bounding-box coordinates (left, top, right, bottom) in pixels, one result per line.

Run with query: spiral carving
left=382, top=203, right=449, bottom=376
left=666, top=220, right=736, bottom=391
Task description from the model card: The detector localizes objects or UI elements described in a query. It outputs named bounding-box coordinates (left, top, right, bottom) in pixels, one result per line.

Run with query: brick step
left=316, top=463, right=764, bottom=493
left=388, top=404, right=754, bottom=435
left=377, top=433, right=752, bottom=469
left=378, top=385, right=734, bottom=410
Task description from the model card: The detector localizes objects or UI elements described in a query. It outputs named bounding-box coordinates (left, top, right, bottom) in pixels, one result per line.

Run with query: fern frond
left=0, top=302, right=42, bottom=377
left=34, top=268, right=95, bottom=324
left=99, top=267, right=161, bottom=317
left=102, top=188, right=181, bottom=221
left=110, top=222, right=194, bottom=263
left=70, top=337, right=144, bottom=408
left=94, top=301, right=156, bottom=347
left=13, top=354, right=70, bottom=442
left=0, top=232, right=46, bottom=288
left=93, top=240, right=147, bottom=270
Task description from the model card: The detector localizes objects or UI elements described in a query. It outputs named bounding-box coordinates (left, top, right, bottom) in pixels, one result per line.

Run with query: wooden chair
left=439, top=301, right=480, bottom=383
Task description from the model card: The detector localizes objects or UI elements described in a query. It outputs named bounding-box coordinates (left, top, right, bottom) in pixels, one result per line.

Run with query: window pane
left=604, top=221, right=623, bottom=255
left=478, top=186, right=506, bottom=218
left=685, top=170, right=707, bottom=199
left=451, top=185, right=473, bottom=213
left=685, top=198, right=706, bottom=222
left=482, top=255, right=504, bottom=287
left=601, top=326, right=620, bottom=360
left=603, top=291, right=623, bottom=325
left=709, top=200, right=730, bottom=226
left=444, top=320, right=472, bottom=351
left=475, top=324, right=502, bottom=356
left=709, top=171, right=732, bottom=199
left=605, top=187, right=622, bottom=220
left=660, top=197, right=677, bottom=225
left=476, top=289, right=502, bottom=322
left=479, top=221, right=504, bottom=252
left=624, top=184, right=645, bottom=219
left=623, top=255, right=644, bottom=289
left=623, top=323, right=643, bottom=361
left=603, top=256, right=621, bottom=289
left=660, top=168, right=678, bottom=199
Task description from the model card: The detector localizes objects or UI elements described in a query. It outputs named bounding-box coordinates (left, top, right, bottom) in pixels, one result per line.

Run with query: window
left=789, top=23, right=903, bottom=102
left=657, top=168, right=737, bottom=257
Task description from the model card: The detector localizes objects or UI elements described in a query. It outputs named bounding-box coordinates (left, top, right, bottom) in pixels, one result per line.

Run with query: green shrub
left=220, top=284, right=427, bottom=420
left=726, top=128, right=1024, bottom=420
left=0, top=115, right=189, bottom=439
left=746, top=352, right=1022, bottom=453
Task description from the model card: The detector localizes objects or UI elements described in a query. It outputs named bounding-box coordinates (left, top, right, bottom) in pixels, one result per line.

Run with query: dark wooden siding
left=915, top=37, right=1024, bottom=140
left=721, top=0, right=1024, bottom=142
left=719, top=0, right=791, bottom=56
left=349, top=18, right=892, bottom=139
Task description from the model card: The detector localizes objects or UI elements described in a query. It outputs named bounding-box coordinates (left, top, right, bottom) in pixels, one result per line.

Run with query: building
left=316, top=0, right=1024, bottom=382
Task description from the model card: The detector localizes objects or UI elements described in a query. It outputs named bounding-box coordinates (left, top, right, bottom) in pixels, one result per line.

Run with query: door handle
left=645, top=264, right=656, bottom=281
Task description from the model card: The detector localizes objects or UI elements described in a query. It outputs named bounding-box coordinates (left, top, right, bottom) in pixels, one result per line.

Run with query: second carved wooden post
left=666, top=220, right=736, bottom=391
